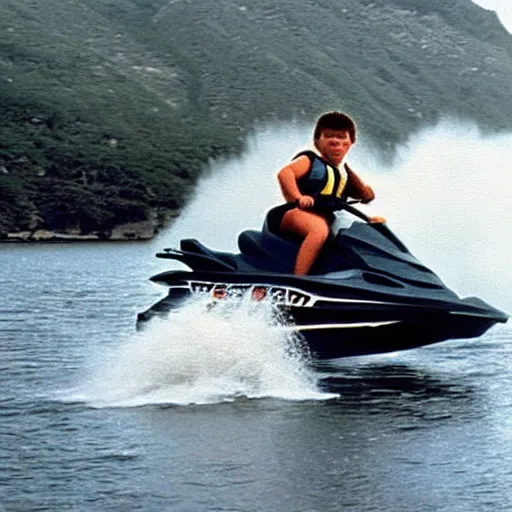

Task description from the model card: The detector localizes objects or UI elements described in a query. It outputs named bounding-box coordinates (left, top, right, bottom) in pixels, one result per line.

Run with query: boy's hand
left=296, top=195, right=315, bottom=209
left=368, top=215, right=386, bottom=224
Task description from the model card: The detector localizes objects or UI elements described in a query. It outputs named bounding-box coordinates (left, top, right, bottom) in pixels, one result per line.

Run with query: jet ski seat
left=265, top=203, right=296, bottom=237
left=235, top=204, right=302, bottom=273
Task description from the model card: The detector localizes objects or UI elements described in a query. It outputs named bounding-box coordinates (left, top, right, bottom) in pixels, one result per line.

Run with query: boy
left=277, top=111, right=384, bottom=275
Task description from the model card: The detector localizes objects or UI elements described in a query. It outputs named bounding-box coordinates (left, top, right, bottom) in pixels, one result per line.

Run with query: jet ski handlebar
left=339, top=200, right=374, bottom=223
left=305, top=196, right=372, bottom=223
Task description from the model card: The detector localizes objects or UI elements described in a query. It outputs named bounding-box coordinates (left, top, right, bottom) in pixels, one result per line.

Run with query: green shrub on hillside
left=1, top=0, right=511, bottom=236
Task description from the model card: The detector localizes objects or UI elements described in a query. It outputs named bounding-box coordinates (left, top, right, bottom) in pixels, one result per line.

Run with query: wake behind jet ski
left=137, top=200, right=508, bottom=360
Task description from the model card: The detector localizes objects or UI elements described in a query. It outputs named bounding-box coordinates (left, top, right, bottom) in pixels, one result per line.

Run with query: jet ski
left=137, top=200, right=508, bottom=359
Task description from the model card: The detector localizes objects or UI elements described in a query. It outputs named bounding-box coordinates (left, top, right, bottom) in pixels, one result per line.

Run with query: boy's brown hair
left=313, top=111, right=356, bottom=143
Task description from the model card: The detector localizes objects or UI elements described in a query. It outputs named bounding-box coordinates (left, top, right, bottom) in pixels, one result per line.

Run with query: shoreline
left=0, top=235, right=155, bottom=243
left=0, top=211, right=180, bottom=244
left=0, top=229, right=154, bottom=244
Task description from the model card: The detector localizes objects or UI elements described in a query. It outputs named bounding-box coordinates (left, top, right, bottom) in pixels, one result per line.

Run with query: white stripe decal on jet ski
left=277, top=320, right=402, bottom=331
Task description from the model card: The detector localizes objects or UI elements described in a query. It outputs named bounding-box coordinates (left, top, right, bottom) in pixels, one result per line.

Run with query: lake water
left=1, top=241, right=511, bottom=511
left=2, top=122, right=512, bottom=511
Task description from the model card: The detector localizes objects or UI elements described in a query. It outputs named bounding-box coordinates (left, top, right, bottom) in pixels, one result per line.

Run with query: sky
left=471, top=0, right=512, bottom=32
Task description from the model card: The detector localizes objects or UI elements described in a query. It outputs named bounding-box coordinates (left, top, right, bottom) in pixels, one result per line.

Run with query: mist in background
left=372, top=120, right=511, bottom=313
left=158, top=119, right=511, bottom=313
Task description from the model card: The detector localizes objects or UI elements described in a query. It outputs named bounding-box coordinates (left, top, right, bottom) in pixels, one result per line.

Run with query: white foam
left=75, top=118, right=511, bottom=407
left=76, top=295, right=334, bottom=407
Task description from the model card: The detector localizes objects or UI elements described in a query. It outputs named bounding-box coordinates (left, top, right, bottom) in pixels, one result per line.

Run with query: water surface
left=2, top=121, right=512, bottom=511
left=1, top=241, right=511, bottom=512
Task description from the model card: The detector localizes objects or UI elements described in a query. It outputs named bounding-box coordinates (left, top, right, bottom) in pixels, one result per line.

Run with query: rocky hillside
left=1, top=0, right=511, bottom=240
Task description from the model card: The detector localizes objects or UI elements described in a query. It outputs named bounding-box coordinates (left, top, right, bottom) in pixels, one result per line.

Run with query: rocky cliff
left=1, top=0, right=511, bottom=240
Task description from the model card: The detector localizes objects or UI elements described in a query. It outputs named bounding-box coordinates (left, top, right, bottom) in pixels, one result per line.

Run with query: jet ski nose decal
left=190, top=281, right=312, bottom=307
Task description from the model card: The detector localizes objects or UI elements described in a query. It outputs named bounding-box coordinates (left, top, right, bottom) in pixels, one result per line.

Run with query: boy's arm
left=345, top=164, right=385, bottom=223
left=277, top=155, right=311, bottom=202
left=345, top=163, right=375, bottom=203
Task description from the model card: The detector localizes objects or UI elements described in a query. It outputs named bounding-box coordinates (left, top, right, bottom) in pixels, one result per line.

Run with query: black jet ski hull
left=137, top=204, right=508, bottom=360
left=291, top=313, right=499, bottom=359
left=137, top=275, right=507, bottom=359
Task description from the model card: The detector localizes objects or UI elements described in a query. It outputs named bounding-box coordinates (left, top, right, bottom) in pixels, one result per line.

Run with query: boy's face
left=315, top=129, right=353, bottom=165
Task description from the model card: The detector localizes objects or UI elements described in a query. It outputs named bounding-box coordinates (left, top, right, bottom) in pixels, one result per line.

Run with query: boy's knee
left=308, top=225, right=329, bottom=244
left=318, top=223, right=330, bottom=239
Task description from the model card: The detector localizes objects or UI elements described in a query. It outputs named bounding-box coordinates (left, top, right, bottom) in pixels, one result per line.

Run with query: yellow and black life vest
left=295, top=150, right=349, bottom=203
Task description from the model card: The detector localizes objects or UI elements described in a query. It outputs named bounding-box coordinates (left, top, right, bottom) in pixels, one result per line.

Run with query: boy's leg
left=281, top=209, right=330, bottom=275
